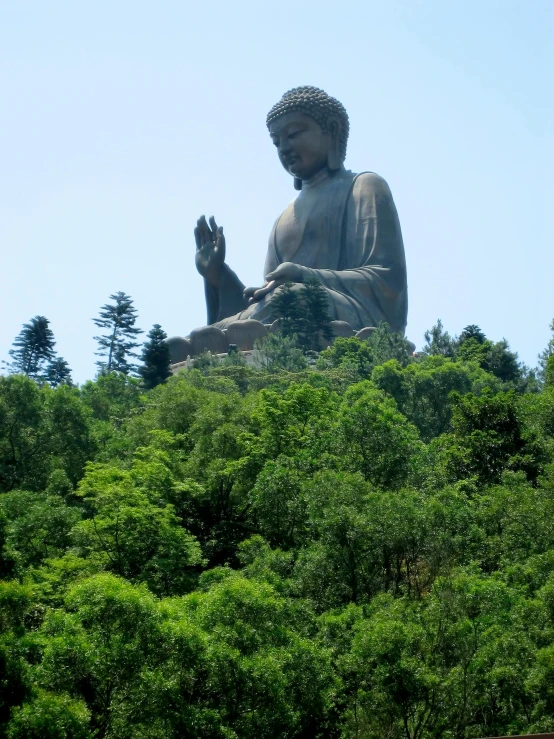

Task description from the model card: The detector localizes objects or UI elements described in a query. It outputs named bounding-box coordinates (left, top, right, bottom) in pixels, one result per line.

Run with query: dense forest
left=2, top=293, right=554, bottom=738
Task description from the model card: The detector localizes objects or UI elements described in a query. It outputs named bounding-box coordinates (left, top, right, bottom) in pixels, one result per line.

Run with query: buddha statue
left=169, top=86, right=408, bottom=362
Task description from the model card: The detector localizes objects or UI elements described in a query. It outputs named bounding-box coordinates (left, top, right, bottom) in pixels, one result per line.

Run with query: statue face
left=269, top=112, right=333, bottom=181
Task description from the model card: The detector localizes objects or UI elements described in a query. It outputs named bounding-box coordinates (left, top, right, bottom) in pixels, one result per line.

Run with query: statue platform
left=168, top=318, right=380, bottom=370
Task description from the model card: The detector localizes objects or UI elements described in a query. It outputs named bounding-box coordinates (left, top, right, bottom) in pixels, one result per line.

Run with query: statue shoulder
left=351, top=171, right=393, bottom=197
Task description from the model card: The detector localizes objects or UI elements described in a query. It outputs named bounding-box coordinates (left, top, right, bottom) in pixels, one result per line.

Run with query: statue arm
left=204, top=264, right=248, bottom=324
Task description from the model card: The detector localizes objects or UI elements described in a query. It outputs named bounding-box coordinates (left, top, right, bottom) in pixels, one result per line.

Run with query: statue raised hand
left=195, top=215, right=226, bottom=286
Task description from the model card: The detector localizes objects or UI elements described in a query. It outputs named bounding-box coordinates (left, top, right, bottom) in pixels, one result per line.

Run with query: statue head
left=266, top=86, right=350, bottom=189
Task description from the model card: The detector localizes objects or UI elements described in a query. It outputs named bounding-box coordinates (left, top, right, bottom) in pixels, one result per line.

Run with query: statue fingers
left=249, top=280, right=277, bottom=304
left=197, top=215, right=213, bottom=245
left=216, top=227, right=225, bottom=260
left=194, top=226, right=202, bottom=250
left=243, top=285, right=258, bottom=300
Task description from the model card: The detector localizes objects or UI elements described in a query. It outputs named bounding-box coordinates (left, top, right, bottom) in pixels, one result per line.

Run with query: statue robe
left=205, top=168, right=408, bottom=334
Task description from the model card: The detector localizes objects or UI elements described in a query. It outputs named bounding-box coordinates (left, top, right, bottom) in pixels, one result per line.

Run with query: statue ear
left=327, top=118, right=342, bottom=172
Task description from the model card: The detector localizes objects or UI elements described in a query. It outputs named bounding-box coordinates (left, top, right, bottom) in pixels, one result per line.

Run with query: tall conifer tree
left=46, top=357, right=73, bottom=387
left=4, top=316, right=56, bottom=380
left=138, top=324, right=172, bottom=389
left=93, top=292, right=143, bottom=375
left=299, top=277, right=333, bottom=350
left=271, top=282, right=305, bottom=339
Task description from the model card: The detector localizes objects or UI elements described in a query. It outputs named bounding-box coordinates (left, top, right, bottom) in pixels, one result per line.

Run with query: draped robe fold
left=204, top=168, right=408, bottom=334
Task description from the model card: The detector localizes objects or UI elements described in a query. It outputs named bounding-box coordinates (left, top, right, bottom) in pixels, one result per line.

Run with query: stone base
left=168, top=319, right=414, bottom=370
left=171, top=350, right=256, bottom=373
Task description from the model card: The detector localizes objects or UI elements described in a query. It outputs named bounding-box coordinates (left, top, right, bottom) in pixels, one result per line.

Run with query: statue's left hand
left=243, top=262, right=308, bottom=304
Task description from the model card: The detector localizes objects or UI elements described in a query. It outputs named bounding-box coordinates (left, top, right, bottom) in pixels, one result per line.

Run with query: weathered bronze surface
left=172, top=86, right=408, bottom=361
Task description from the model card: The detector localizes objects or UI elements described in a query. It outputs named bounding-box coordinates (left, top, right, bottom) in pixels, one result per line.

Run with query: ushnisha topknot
left=266, top=86, right=350, bottom=160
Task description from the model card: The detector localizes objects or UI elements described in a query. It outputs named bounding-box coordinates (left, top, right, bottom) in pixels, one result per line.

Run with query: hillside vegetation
left=2, top=325, right=554, bottom=738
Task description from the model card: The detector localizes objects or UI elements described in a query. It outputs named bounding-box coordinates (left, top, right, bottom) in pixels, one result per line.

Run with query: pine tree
left=93, top=292, right=143, bottom=375
left=4, top=316, right=56, bottom=380
left=538, top=318, right=554, bottom=382
left=271, top=279, right=333, bottom=352
left=545, top=355, right=554, bottom=388
left=459, top=324, right=486, bottom=345
left=46, top=357, right=73, bottom=387
left=485, top=339, right=521, bottom=384
left=422, top=319, right=456, bottom=357
left=299, top=277, right=333, bottom=350
left=271, top=282, right=306, bottom=339
left=138, top=324, right=172, bottom=390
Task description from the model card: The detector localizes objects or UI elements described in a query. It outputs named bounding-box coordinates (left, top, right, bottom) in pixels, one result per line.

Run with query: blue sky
left=1, top=0, right=553, bottom=382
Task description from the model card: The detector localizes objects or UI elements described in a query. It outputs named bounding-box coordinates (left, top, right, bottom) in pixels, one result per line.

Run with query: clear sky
left=1, top=0, right=553, bottom=382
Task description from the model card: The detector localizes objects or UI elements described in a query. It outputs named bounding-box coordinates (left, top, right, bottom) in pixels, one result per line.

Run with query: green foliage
left=317, top=336, right=374, bottom=378
left=253, top=332, right=308, bottom=372
left=299, top=277, right=333, bottom=349
left=4, top=316, right=56, bottom=381
left=7, top=692, right=91, bottom=739
left=93, top=292, right=143, bottom=375
left=138, top=324, right=171, bottom=389
left=459, top=324, right=487, bottom=344
left=0, top=377, right=93, bottom=492
left=270, top=278, right=333, bottom=351
left=445, top=390, right=545, bottom=485
left=269, top=281, right=305, bottom=338
left=539, top=318, right=554, bottom=382
left=73, top=458, right=203, bottom=595
left=46, top=358, right=73, bottom=388
left=546, top=354, right=554, bottom=388
left=338, top=383, right=421, bottom=488
left=366, top=322, right=413, bottom=367
left=422, top=318, right=457, bottom=357
left=372, top=355, right=500, bottom=441
left=2, top=321, right=554, bottom=737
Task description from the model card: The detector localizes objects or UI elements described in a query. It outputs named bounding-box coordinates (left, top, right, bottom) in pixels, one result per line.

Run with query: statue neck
left=300, top=165, right=345, bottom=191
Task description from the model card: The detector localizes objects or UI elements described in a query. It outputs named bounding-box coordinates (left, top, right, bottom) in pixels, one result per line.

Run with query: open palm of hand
left=195, top=215, right=226, bottom=286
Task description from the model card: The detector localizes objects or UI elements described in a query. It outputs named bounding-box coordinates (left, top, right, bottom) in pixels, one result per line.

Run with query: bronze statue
left=170, top=86, right=408, bottom=362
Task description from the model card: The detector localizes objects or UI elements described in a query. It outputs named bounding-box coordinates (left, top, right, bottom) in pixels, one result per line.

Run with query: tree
left=4, top=316, right=56, bottom=381
left=46, top=357, right=73, bottom=388
left=539, top=318, right=554, bottom=382
left=317, top=336, right=374, bottom=378
left=422, top=318, right=456, bottom=357
left=138, top=324, right=172, bottom=390
left=445, top=390, right=545, bottom=485
left=298, top=277, right=333, bottom=350
left=372, top=355, right=499, bottom=441
left=270, top=282, right=305, bottom=339
left=459, top=324, right=487, bottom=345
left=338, top=383, right=421, bottom=488
left=485, top=338, right=522, bottom=384
left=457, top=336, right=523, bottom=386
left=252, top=333, right=308, bottom=372
left=366, top=321, right=413, bottom=367
left=271, top=278, right=333, bottom=351
left=0, top=376, right=93, bottom=493
left=92, top=292, right=143, bottom=375
left=546, top=355, right=554, bottom=388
